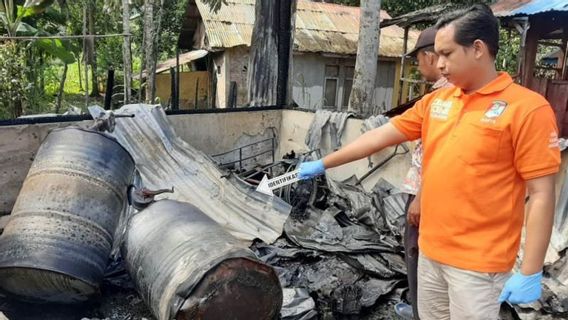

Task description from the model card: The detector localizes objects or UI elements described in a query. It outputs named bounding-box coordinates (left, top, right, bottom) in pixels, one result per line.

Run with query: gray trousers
left=404, top=194, right=420, bottom=320
left=417, top=253, right=509, bottom=320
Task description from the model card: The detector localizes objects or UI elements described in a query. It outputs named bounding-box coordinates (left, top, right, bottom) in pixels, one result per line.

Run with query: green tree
left=0, top=0, right=77, bottom=118
left=0, top=41, right=27, bottom=118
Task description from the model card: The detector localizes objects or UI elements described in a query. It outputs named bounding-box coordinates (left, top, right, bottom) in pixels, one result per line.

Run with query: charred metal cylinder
left=122, top=200, right=283, bottom=320
left=0, top=127, right=135, bottom=303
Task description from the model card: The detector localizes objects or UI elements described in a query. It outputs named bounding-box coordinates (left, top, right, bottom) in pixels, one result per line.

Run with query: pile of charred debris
left=0, top=107, right=567, bottom=320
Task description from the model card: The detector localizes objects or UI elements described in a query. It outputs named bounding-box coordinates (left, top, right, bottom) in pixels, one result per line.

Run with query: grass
left=8, top=55, right=143, bottom=117
left=40, top=60, right=137, bottom=113
left=44, top=62, right=98, bottom=96
left=38, top=62, right=102, bottom=113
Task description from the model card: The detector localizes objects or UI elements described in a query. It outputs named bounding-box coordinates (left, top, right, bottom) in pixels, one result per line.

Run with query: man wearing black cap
left=407, top=26, right=449, bottom=88
left=395, top=26, right=450, bottom=320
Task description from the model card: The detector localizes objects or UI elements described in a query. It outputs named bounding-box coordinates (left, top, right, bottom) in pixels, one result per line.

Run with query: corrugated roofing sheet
left=103, top=104, right=292, bottom=244
left=492, top=0, right=568, bottom=17
left=155, top=49, right=208, bottom=74
left=194, top=0, right=417, bottom=57
left=136, top=50, right=209, bottom=79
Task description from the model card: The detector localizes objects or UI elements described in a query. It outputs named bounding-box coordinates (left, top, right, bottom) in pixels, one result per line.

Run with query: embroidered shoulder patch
left=430, top=99, right=453, bottom=120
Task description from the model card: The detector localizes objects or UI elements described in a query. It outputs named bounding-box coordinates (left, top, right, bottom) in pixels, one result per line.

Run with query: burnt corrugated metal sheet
left=194, top=0, right=417, bottom=57
left=492, top=0, right=568, bottom=17
left=102, top=104, right=292, bottom=244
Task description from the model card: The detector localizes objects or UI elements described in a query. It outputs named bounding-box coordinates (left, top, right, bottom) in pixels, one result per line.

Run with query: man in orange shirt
left=299, top=4, right=560, bottom=319
left=397, top=25, right=452, bottom=320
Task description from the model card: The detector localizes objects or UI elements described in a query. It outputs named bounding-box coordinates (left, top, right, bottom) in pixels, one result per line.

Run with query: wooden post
left=195, top=78, right=201, bottom=109
left=55, top=64, right=68, bottom=114
left=210, top=56, right=217, bottom=109
left=348, top=0, right=382, bottom=116
left=521, top=19, right=539, bottom=88
left=78, top=55, right=83, bottom=91
left=176, top=48, right=181, bottom=109
left=83, top=6, right=89, bottom=107
left=87, top=0, right=99, bottom=97
left=248, top=0, right=297, bottom=107
left=401, top=62, right=412, bottom=103
left=122, top=0, right=132, bottom=104
left=104, top=69, right=115, bottom=110
left=562, top=29, right=568, bottom=80
left=397, top=26, right=409, bottom=106
left=392, top=59, right=402, bottom=108
left=277, top=0, right=296, bottom=106
left=248, top=0, right=279, bottom=106
left=170, top=67, right=177, bottom=109
left=228, top=81, right=237, bottom=108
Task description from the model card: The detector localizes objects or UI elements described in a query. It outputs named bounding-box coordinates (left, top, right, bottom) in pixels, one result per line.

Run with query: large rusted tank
left=0, top=127, right=135, bottom=303
left=122, top=200, right=283, bottom=320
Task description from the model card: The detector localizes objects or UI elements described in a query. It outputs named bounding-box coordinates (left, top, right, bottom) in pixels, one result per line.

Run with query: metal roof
left=192, top=0, right=417, bottom=57
left=381, top=4, right=454, bottom=28
left=492, top=0, right=568, bottom=17
left=136, top=50, right=209, bottom=79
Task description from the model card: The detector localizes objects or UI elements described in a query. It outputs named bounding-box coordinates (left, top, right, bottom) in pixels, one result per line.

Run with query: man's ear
left=472, top=39, right=486, bottom=59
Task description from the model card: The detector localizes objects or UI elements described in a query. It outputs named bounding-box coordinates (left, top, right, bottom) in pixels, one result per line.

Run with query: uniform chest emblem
left=484, top=100, right=508, bottom=119
left=481, top=100, right=508, bottom=124
left=431, top=98, right=453, bottom=120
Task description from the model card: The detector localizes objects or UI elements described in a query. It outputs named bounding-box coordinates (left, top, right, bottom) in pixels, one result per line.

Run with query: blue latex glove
left=498, top=271, right=542, bottom=304
left=299, top=160, right=325, bottom=180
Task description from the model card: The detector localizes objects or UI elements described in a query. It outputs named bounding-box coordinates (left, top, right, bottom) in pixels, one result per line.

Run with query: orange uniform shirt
left=391, top=73, right=561, bottom=272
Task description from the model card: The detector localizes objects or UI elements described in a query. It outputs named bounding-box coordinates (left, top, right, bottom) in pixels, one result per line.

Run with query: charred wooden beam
left=247, top=0, right=296, bottom=107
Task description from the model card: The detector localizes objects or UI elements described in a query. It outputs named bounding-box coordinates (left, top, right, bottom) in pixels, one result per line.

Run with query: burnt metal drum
left=0, top=127, right=135, bottom=303
left=122, top=200, right=283, bottom=320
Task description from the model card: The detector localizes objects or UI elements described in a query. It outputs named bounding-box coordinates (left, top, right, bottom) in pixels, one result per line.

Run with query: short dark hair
left=436, top=4, right=499, bottom=58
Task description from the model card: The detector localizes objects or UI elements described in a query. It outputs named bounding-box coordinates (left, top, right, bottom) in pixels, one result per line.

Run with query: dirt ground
left=0, top=285, right=153, bottom=320
left=0, top=285, right=403, bottom=320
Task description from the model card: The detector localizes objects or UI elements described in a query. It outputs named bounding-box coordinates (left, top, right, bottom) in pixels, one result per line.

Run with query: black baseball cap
left=406, top=26, right=438, bottom=57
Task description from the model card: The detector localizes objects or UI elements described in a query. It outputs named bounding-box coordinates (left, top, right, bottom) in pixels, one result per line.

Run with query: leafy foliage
left=497, top=28, right=520, bottom=75
left=0, top=41, right=27, bottom=118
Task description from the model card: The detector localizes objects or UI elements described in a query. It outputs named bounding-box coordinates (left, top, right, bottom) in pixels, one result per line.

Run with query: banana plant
left=0, top=0, right=52, bottom=36
left=0, top=0, right=30, bottom=36
left=0, top=0, right=75, bottom=63
left=24, top=0, right=54, bottom=13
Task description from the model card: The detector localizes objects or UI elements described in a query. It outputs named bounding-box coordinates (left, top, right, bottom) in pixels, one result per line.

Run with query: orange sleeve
left=513, top=105, right=561, bottom=180
left=390, top=98, right=426, bottom=141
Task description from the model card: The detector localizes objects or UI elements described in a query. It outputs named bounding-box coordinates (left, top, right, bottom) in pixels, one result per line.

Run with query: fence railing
left=211, top=137, right=276, bottom=171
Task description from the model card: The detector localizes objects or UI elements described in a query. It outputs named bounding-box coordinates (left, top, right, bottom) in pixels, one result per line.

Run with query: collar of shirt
left=452, top=72, right=514, bottom=97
